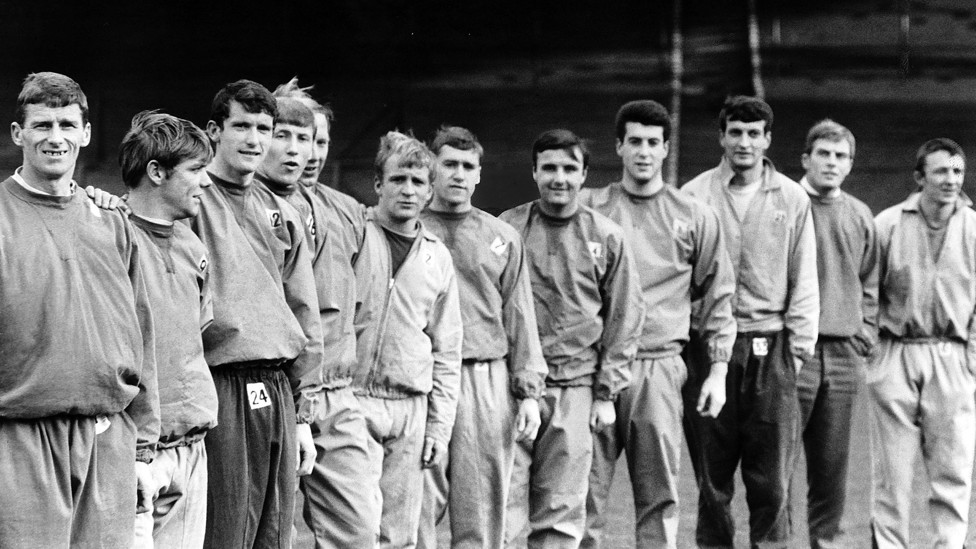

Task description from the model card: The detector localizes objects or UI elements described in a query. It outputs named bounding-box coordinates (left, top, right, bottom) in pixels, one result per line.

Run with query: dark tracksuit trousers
left=793, top=338, right=862, bottom=549
left=205, top=366, right=296, bottom=549
left=684, top=330, right=799, bottom=549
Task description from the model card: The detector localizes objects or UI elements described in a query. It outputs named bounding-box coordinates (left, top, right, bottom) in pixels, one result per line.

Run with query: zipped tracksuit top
left=191, top=174, right=325, bottom=421
left=130, top=215, right=218, bottom=447
left=0, top=175, right=159, bottom=462
left=682, top=158, right=819, bottom=360
left=499, top=202, right=644, bottom=400
left=420, top=207, right=548, bottom=399
left=581, top=182, right=736, bottom=364
left=353, top=211, right=463, bottom=446
left=874, top=192, right=976, bottom=360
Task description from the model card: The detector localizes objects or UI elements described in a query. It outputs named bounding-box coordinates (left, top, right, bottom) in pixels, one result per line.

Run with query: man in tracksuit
left=501, top=129, right=644, bottom=549
left=256, top=87, right=378, bottom=548
left=581, top=101, right=736, bottom=549
left=193, top=79, right=323, bottom=549
left=0, top=72, right=158, bottom=549
left=354, top=131, right=462, bottom=548
left=681, top=95, right=818, bottom=548
left=120, top=111, right=219, bottom=549
left=417, top=126, right=547, bottom=549
left=790, top=119, right=878, bottom=549
left=870, top=138, right=976, bottom=548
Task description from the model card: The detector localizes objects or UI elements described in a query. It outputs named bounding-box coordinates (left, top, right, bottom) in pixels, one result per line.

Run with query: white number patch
left=752, top=337, right=769, bottom=357
left=267, top=209, right=282, bottom=228
left=246, top=382, right=272, bottom=410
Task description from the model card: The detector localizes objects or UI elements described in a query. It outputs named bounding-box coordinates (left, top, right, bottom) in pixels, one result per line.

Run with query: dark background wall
left=4, top=0, right=976, bottom=215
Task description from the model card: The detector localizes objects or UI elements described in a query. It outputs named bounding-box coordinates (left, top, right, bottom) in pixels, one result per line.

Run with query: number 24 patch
left=246, top=382, right=272, bottom=410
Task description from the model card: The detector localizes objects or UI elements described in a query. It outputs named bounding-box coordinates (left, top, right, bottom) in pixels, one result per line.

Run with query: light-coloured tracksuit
left=792, top=179, right=878, bottom=549
left=870, top=192, right=976, bottom=549
left=192, top=173, right=324, bottom=549
left=417, top=207, right=548, bottom=549
left=354, top=211, right=463, bottom=549
left=682, top=158, right=818, bottom=548
left=500, top=202, right=644, bottom=549
left=580, top=183, right=735, bottom=549
left=258, top=177, right=379, bottom=548
left=130, top=215, right=218, bottom=549
left=0, top=174, right=158, bottom=549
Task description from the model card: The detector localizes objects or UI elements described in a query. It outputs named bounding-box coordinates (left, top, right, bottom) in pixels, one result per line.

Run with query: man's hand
left=422, top=436, right=447, bottom=468
left=514, top=398, right=541, bottom=442
left=135, top=461, right=155, bottom=514
left=589, top=399, right=616, bottom=432
left=84, top=185, right=131, bottom=215
left=296, top=423, right=316, bottom=476
left=697, top=361, right=728, bottom=418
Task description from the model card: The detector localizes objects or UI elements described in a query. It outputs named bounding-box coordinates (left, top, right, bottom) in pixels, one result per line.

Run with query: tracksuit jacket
left=191, top=174, right=324, bottom=420
left=130, top=214, right=218, bottom=447
left=499, top=201, right=644, bottom=400
left=0, top=175, right=159, bottom=461
left=420, top=207, right=548, bottom=398
left=682, top=157, right=819, bottom=359
left=353, top=211, right=463, bottom=446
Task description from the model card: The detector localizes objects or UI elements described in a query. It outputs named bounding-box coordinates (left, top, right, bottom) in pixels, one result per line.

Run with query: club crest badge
left=587, top=241, right=602, bottom=259
left=490, top=236, right=507, bottom=256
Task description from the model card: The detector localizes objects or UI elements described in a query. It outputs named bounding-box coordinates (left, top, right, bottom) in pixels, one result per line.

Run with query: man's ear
left=80, top=122, right=92, bottom=147
left=206, top=120, right=221, bottom=143
left=10, top=122, right=23, bottom=147
left=374, top=176, right=382, bottom=196
left=146, top=160, right=166, bottom=186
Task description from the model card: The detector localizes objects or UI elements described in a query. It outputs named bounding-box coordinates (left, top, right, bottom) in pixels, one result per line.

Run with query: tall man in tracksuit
left=193, top=79, right=324, bottom=548
left=257, top=86, right=378, bottom=547
left=501, top=129, right=644, bottom=549
left=120, top=111, right=219, bottom=549
left=0, top=71, right=158, bottom=549
left=417, top=126, right=547, bottom=549
left=581, top=100, right=736, bottom=549
left=870, top=138, right=976, bottom=548
left=354, top=131, right=462, bottom=548
left=790, top=119, right=878, bottom=549
left=681, top=95, right=818, bottom=548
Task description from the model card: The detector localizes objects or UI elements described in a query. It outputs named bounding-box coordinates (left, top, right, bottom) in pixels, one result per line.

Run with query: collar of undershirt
left=534, top=201, right=577, bottom=226
left=130, top=213, right=175, bottom=238
left=7, top=171, right=76, bottom=206
left=427, top=207, right=471, bottom=221
left=255, top=173, right=297, bottom=198
left=207, top=172, right=249, bottom=196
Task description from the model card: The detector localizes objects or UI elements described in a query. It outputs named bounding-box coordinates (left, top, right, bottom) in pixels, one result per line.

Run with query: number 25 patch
left=246, top=382, right=272, bottom=410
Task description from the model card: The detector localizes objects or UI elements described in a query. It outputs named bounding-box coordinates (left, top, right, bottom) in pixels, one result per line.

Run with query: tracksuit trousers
left=583, top=354, right=687, bottom=549
left=205, top=366, right=296, bottom=549
left=299, top=385, right=379, bottom=549
left=792, top=338, right=862, bottom=549
left=360, top=393, right=429, bottom=549
left=134, top=438, right=209, bottom=549
left=684, top=330, right=799, bottom=549
left=506, top=385, right=594, bottom=549
left=0, top=412, right=136, bottom=549
left=868, top=338, right=975, bottom=549
left=418, top=358, right=516, bottom=549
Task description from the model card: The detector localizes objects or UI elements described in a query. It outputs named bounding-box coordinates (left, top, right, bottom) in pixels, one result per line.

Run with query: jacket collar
left=714, top=156, right=781, bottom=191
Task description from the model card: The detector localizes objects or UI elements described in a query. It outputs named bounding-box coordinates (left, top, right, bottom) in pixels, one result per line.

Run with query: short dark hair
left=274, top=97, right=314, bottom=129
left=374, top=131, right=433, bottom=180
left=914, top=138, right=966, bottom=175
left=532, top=129, right=589, bottom=170
left=16, top=72, right=89, bottom=125
left=119, top=110, right=212, bottom=189
left=430, top=125, right=483, bottom=159
left=615, top=100, right=671, bottom=142
left=719, top=95, right=773, bottom=132
left=804, top=118, right=856, bottom=158
left=209, top=79, right=277, bottom=129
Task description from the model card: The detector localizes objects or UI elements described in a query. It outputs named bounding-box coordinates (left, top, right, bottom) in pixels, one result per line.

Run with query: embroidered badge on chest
left=587, top=241, right=603, bottom=259
left=490, top=236, right=508, bottom=256
left=773, top=210, right=786, bottom=223
left=267, top=209, right=282, bottom=228
left=672, top=218, right=689, bottom=238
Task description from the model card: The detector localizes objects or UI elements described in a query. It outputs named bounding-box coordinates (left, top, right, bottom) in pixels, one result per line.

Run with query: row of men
left=0, top=70, right=972, bottom=549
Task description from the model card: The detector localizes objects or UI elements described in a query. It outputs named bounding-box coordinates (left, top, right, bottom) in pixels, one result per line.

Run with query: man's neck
left=256, top=171, right=298, bottom=197
left=537, top=200, right=578, bottom=219
left=920, top=194, right=956, bottom=225
left=621, top=172, right=664, bottom=197
left=728, top=160, right=764, bottom=187
left=126, top=192, right=177, bottom=224
left=208, top=157, right=253, bottom=187
left=800, top=176, right=841, bottom=199
left=376, top=209, right=420, bottom=236
left=428, top=197, right=472, bottom=214
left=18, top=164, right=75, bottom=196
